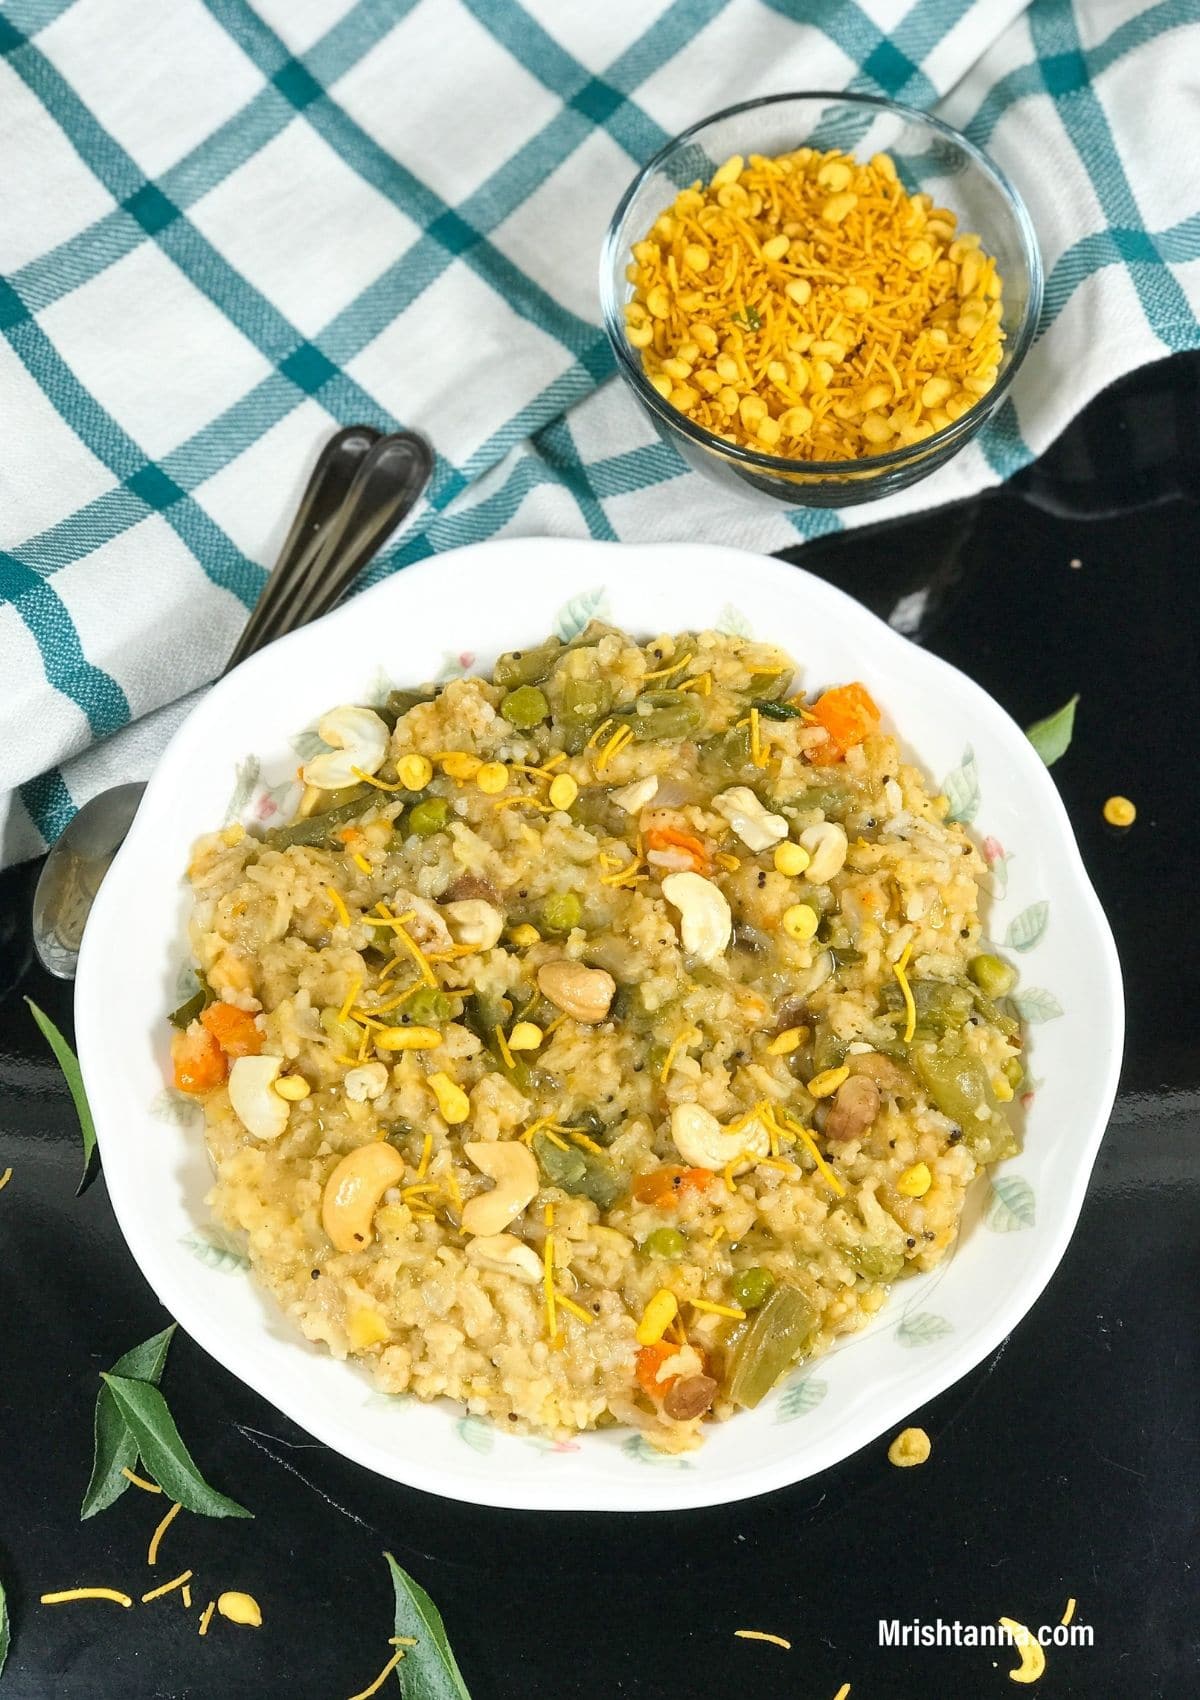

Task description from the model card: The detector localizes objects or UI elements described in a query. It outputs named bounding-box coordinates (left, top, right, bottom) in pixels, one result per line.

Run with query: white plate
left=75, top=539, right=1123, bottom=1510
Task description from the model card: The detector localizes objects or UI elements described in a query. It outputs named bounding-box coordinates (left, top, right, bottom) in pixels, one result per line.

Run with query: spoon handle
left=223, top=425, right=379, bottom=674
left=278, top=432, right=434, bottom=634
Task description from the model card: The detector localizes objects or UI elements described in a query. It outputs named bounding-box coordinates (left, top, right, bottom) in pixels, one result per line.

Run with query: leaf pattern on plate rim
left=1006, top=987, right=1064, bottom=1024
left=437, top=650, right=476, bottom=682
left=555, top=586, right=610, bottom=642
left=223, top=755, right=260, bottom=824
left=456, top=1414, right=494, bottom=1455
left=179, top=1229, right=250, bottom=1272
left=290, top=724, right=328, bottom=763
left=1005, top=901, right=1049, bottom=952
left=524, top=1435, right=582, bottom=1455
left=775, top=1374, right=829, bottom=1423
left=941, top=746, right=980, bottom=824
left=621, top=1435, right=693, bottom=1469
left=715, top=602, right=753, bottom=638
left=897, top=1312, right=954, bottom=1348
left=985, top=1175, right=1037, bottom=1233
left=149, top=1089, right=201, bottom=1128
left=363, top=1391, right=409, bottom=1410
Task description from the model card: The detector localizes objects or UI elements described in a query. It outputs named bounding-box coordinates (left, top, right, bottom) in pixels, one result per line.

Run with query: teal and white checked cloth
left=3, top=0, right=1198, bottom=864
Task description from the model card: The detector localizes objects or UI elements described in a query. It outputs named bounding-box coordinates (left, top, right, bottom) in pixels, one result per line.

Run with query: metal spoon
left=32, top=427, right=433, bottom=979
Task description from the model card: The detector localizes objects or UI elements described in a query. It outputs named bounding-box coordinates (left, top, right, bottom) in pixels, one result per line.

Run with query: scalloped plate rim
left=74, top=537, right=1123, bottom=1512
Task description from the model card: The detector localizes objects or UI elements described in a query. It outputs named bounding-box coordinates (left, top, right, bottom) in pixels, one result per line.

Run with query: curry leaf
left=1025, top=694, right=1078, bottom=767
left=82, top=1325, right=176, bottom=1519
left=0, top=1572, right=9, bottom=1678
left=385, top=1553, right=473, bottom=1700
left=100, top=1374, right=251, bottom=1519
left=25, top=998, right=97, bottom=1192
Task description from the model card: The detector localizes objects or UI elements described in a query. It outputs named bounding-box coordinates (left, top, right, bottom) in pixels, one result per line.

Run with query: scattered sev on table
left=734, top=1628, right=792, bottom=1649
left=625, top=146, right=1004, bottom=461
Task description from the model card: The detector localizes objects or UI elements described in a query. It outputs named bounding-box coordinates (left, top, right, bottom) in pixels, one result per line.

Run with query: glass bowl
left=600, top=91, right=1043, bottom=507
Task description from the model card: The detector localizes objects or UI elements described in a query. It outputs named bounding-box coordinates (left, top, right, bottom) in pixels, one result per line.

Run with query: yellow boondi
left=626, top=146, right=1004, bottom=461
left=174, top=622, right=1022, bottom=1451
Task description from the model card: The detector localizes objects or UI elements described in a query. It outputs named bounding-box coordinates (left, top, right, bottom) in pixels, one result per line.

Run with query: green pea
left=405, top=987, right=455, bottom=1025
left=408, top=796, right=450, bottom=837
left=501, top=685, right=550, bottom=729
left=542, top=891, right=582, bottom=934
left=642, top=1227, right=687, bottom=1259
left=968, top=952, right=1017, bottom=998
left=731, top=1267, right=775, bottom=1310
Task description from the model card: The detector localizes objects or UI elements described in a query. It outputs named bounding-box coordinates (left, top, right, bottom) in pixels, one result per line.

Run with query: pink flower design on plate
left=982, top=835, right=1005, bottom=865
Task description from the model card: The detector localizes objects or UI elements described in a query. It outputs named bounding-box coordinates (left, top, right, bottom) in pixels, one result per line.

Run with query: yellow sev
left=147, top=1500, right=182, bottom=1566
left=347, top=1648, right=406, bottom=1700
left=0, top=1166, right=12, bottom=1193
left=734, top=1629, right=792, bottom=1650
left=41, top=1588, right=132, bottom=1607
left=627, top=147, right=1004, bottom=463
left=893, top=938, right=917, bottom=1042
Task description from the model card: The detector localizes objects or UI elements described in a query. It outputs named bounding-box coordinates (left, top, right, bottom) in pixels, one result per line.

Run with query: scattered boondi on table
left=171, top=621, right=1023, bottom=1450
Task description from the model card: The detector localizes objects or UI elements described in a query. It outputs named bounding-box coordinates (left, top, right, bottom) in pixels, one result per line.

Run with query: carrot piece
left=644, top=826, right=710, bottom=871
left=635, top=1342, right=679, bottom=1400
left=811, top=682, right=880, bottom=755
left=171, top=1025, right=227, bottom=1094
left=200, top=1002, right=262, bottom=1058
left=632, top=1165, right=714, bottom=1207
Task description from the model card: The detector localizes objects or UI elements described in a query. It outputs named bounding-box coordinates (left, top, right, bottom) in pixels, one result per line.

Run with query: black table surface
left=2, top=356, right=1197, bottom=1700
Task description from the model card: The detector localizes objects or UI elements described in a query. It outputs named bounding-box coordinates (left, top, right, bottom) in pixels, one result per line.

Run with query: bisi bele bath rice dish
left=170, top=622, right=1024, bottom=1451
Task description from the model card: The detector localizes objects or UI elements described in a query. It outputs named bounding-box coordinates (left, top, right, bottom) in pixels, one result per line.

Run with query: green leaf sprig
left=386, top=1553, right=473, bottom=1700
left=25, top=999, right=97, bottom=1191
left=81, top=1326, right=251, bottom=1522
left=1025, top=694, right=1079, bottom=767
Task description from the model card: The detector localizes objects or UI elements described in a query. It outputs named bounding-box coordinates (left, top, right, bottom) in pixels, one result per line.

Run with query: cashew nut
left=669, top=1102, right=769, bottom=1173
left=301, top=706, right=390, bottom=789
left=344, top=1061, right=389, bottom=1102
left=800, top=820, right=849, bottom=883
left=321, top=1140, right=407, bottom=1252
left=465, top=1233, right=543, bottom=1283
left=711, top=786, right=788, bottom=852
left=661, top=871, right=731, bottom=963
left=443, top=898, right=504, bottom=952
left=536, top=961, right=616, bottom=1024
left=610, top=775, right=659, bottom=814
left=461, top=1139, right=539, bottom=1235
left=228, top=1055, right=290, bottom=1141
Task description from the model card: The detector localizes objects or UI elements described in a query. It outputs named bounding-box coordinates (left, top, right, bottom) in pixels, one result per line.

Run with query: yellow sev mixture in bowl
left=625, top=147, right=1005, bottom=460
left=170, top=624, right=1024, bottom=1450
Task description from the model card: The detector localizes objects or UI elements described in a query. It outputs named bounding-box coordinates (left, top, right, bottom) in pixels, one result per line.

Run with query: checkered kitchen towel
left=3, top=0, right=1198, bottom=864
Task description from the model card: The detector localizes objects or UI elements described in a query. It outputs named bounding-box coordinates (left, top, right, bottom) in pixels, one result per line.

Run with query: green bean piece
left=747, top=670, right=792, bottom=700
left=405, top=988, right=456, bottom=1025
left=493, top=638, right=563, bottom=689
left=566, top=1108, right=613, bottom=1145
left=1002, top=1055, right=1025, bottom=1090
left=642, top=1227, right=687, bottom=1259
left=752, top=699, right=803, bottom=721
left=559, top=677, right=613, bottom=722
left=532, top=1133, right=622, bottom=1210
left=541, top=892, right=582, bottom=934
left=726, top=1286, right=817, bottom=1409
left=968, top=952, right=1017, bottom=998
left=168, top=974, right=213, bottom=1029
left=795, top=782, right=858, bottom=819
left=846, top=1243, right=905, bottom=1281
left=699, top=726, right=754, bottom=776
left=910, top=1044, right=1016, bottom=1162
left=731, top=1267, right=775, bottom=1310
left=501, top=685, right=550, bottom=729
left=611, top=689, right=705, bottom=743
left=379, top=687, right=436, bottom=728
left=830, top=946, right=865, bottom=968
left=261, top=785, right=375, bottom=849
left=811, top=1021, right=847, bottom=1075
left=880, top=978, right=974, bottom=1037
left=407, top=796, right=451, bottom=837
